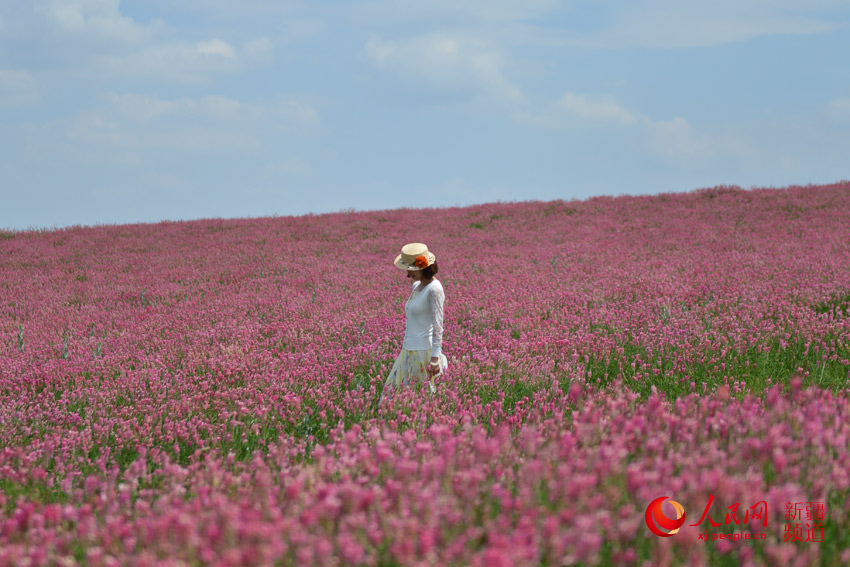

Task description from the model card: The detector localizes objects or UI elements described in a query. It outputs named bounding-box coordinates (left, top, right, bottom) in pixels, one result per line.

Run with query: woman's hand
left=427, top=358, right=441, bottom=378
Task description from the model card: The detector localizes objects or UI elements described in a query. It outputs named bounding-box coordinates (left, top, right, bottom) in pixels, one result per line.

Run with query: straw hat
left=394, top=243, right=436, bottom=270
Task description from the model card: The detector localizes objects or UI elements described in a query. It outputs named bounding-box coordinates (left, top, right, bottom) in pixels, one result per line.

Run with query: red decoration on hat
left=414, top=255, right=429, bottom=269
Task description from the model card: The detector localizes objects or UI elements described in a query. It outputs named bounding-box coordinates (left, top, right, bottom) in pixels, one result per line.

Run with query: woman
left=380, top=242, right=448, bottom=403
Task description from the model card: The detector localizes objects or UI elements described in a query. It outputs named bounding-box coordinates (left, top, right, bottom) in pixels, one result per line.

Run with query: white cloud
left=99, top=92, right=318, bottom=124
left=42, top=93, right=319, bottom=158
left=824, top=97, right=850, bottom=121
left=37, top=0, right=163, bottom=43
left=517, top=91, right=713, bottom=162
left=15, top=2, right=274, bottom=83
left=0, top=69, right=38, bottom=105
left=66, top=109, right=263, bottom=154
left=352, top=0, right=846, bottom=52
left=514, top=92, right=637, bottom=129
left=196, top=39, right=237, bottom=60
left=268, top=99, right=320, bottom=123
left=243, top=38, right=274, bottom=60
left=67, top=112, right=125, bottom=146
left=644, top=116, right=712, bottom=161
left=95, top=38, right=271, bottom=83
left=556, top=92, right=638, bottom=126
left=591, top=0, right=844, bottom=48
left=93, top=93, right=319, bottom=126
left=102, top=93, right=239, bottom=120
left=364, top=37, right=395, bottom=65
left=355, top=0, right=560, bottom=25
left=364, top=33, right=523, bottom=102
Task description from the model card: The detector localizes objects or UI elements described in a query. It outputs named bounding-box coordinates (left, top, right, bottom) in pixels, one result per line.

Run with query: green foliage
left=0, top=477, right=69, bottom=515
left=115, top=445, right=139, bottom=471
left=819, top=490, right=850, bottom=566
left=812, top=292, right=850, bottom=318
left=579, top=334, right=849, bottom=402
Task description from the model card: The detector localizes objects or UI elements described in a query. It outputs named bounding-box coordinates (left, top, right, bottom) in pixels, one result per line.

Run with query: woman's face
left=406, top=269, right=423, bottom=282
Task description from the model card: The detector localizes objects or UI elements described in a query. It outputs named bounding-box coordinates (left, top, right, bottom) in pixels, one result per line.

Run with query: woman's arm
left=429, top=285, right=445, bottom=361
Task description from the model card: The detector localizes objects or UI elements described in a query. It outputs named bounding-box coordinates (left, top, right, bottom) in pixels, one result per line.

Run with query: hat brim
left=394, top=252, right=435, bottom=270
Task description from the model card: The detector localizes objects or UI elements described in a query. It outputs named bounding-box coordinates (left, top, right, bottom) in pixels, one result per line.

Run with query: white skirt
left=380, top=348, right=448, bottom=402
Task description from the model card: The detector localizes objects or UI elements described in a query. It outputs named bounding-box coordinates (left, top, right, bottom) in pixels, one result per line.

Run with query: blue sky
left=2, top=0, right=849, bottom=231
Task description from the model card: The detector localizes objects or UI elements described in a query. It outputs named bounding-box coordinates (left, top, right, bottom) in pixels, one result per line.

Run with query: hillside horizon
left=4, top=180, right=848, bottom=236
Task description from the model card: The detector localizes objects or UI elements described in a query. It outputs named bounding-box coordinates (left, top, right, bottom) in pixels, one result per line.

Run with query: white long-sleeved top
left=402, top=279, right=445, bottom=358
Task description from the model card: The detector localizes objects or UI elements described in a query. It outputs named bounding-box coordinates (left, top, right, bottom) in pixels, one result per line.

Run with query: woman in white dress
left=380, top=243, right=448, bottom=403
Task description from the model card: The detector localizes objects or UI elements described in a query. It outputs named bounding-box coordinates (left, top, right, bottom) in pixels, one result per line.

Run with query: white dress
left=380, top=279, right=448, bottom=401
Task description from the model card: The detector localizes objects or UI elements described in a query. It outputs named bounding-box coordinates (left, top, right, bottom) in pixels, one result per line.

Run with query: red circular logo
left=645, top=496, right=686, bottom=537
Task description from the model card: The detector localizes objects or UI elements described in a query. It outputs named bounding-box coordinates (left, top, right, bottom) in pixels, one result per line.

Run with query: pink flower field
left=2, top=182, right=850, bottom=567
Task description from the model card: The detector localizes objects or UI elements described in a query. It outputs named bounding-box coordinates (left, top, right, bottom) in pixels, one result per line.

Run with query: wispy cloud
left=354, top=0, right=560, bottom=25
left=196, top=40, right=237, bottom=60
left=354, top=0, right=847, bottom=51
left=514, top=92, right=636, bottom=129
left=0, top=69, right=38, bottom=106
left=517, top=91, right=713, bottom=162
left=824, top=97, right=850, bottom=121
left=555, top=93, right=638, bottom=126
left=95, top=38, right=273, bottom=83
left=36, top=0, right=164, bottom=43
left=643, top=116, right=712, bottom=161
left=100, top=93, right=318, bottom=123
left=11, top=1, right=274, bottom=83
left=586, top=0, right=846, bottom=48
left=20, top=93, right=319, bottom=162
left=363, top=33, right=523, bottom=103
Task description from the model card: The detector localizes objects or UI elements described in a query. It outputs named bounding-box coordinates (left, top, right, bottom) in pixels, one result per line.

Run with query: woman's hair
left=421, top=262, right=439, bottom=279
